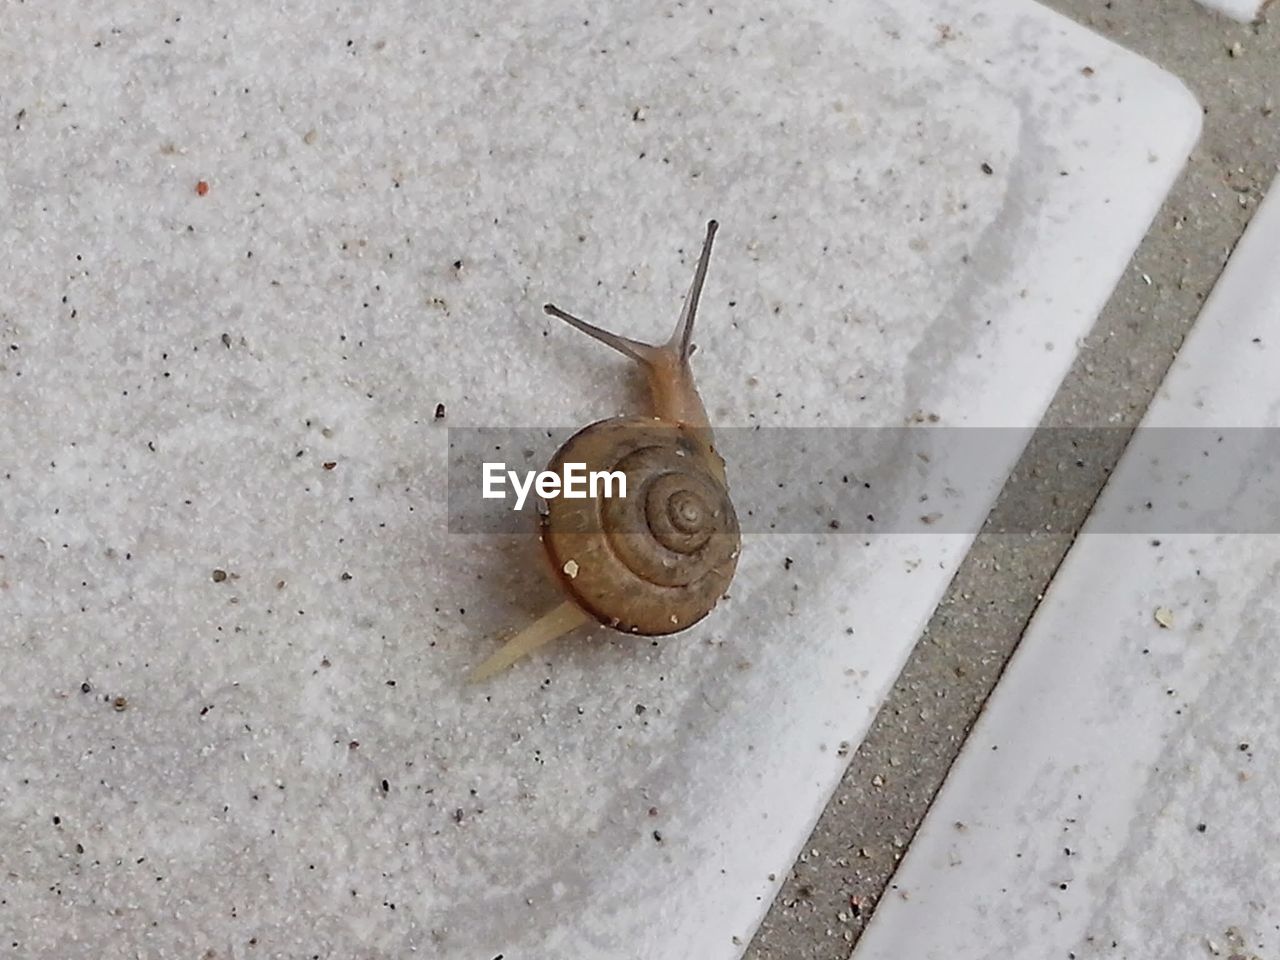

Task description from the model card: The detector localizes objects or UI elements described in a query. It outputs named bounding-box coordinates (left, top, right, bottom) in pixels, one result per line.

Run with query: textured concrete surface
left=0, top=2, right=1201, bottom=959
left=747, top=4, right=1280, bottom=958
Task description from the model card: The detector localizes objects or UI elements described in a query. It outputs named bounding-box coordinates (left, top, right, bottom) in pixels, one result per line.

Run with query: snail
left=468, top=220, right=740, bottom=681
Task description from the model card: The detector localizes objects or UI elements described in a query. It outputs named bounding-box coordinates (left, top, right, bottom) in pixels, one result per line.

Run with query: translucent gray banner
left=445, top=427, right=1280, bottom=534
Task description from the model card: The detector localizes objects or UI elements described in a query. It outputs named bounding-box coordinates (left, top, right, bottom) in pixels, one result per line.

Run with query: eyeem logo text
left=482, top=462, right=627, bottom=510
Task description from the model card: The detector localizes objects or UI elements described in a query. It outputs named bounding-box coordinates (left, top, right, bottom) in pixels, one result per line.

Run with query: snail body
left=468, top=220, right=739, bottom=681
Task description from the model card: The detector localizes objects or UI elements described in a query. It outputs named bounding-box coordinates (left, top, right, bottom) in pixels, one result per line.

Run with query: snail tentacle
left=668, top=218, right=718, bottom=361
left=542, top=219, right=719, bottom=368
left=542, top=303, right=658, bottom=366
left=543, top=220, right=720, bottom=433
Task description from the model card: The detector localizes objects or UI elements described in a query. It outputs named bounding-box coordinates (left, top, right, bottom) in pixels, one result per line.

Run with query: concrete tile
left=852, top=175, right=1280, bottom=959
left=1192, top=0, right=1269, bottom=23
left=0, top=1, right=1197, bottom=957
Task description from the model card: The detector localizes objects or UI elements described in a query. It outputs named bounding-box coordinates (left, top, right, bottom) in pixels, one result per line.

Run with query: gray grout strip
left=852, top=170, right=1280, bottom=960
left=746, top=5, right=1280, bottom=957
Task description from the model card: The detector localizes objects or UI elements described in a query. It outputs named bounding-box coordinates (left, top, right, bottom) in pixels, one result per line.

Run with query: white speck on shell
left=563, top=559, right=579, bottom=579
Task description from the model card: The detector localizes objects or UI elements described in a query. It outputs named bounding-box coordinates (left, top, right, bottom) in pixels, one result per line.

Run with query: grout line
left=746, top=4, right=1279, bottom=958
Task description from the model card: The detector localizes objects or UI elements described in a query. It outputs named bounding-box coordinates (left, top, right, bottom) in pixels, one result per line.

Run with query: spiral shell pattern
left=539, top=416, right=740, bottom=635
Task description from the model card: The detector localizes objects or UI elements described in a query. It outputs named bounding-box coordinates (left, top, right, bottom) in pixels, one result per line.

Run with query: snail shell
left=540, top=416, right=740, bottom=635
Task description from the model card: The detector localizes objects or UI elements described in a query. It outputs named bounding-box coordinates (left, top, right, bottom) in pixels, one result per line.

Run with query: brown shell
left=538, top=416, right=740, bottom=635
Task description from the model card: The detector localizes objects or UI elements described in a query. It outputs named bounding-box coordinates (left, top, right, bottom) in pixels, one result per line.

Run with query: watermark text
left=482, top=462, right=627, bottom=510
